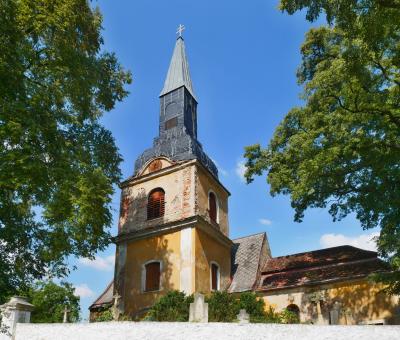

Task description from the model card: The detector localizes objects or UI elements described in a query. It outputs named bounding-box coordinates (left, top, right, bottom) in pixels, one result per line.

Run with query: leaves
left=0, top=0, right=131, bottom=300
left=245, top=0, right=400, bottom=293
left=21, top=281, right=80, bottom=323
left=148, top=290, right=194, bottom=322
left=207, top=291, right=239, bottom=322
left=238, top=292, right=266, bottom=318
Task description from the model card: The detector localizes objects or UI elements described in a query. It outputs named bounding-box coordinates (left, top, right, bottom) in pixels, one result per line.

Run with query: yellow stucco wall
left=196, top=165, right=229, bottom=237
left=261, top=279, right=400, bottom=325
left=122, top=226, right=231, bottom=316
left=194, top=228, right=231, bottom=294
left=123, top=230, right=182, bottom=316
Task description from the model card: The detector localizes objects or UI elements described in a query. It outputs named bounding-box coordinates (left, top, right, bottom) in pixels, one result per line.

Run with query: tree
left=21, top=281, right=80, bottom=323
left=0, top=0, right=131, bottom=302
left=244, top=0, right=400, bottom=293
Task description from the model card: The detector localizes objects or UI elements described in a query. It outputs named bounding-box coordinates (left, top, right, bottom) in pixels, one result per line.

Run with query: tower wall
left=119, top=161, right=196, bottom=234
left=159, top=87, right=198, bottom=139
left=195, top=165, right=230, bottom=237
left=122, top=230, right=184, bottom=316
left=194, top=228, right=232, bottom=294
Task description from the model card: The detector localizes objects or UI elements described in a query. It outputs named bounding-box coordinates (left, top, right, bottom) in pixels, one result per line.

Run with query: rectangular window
left=145, top=262, right=161, bottom=292
left=211, top=263, right=219, bottom=291
left=165, top=117, right=178, bottom=130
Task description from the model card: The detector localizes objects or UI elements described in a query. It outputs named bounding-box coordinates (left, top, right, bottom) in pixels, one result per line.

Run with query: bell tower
left=114, top=29, right=232, bottom=318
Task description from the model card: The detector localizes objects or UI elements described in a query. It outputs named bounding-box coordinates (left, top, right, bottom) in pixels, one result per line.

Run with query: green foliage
left=207, top=291, right=239, bottom=322
left=249, top=306, right=299, bottom=324
left=21, top=281, right=80, bottom=323
left=245, top=0, right=400, bottom=293
left=279, top=308, right=300, bottom=324
left=250, top=306, right=282, bottom=324
left=266, top=306, right=284, bottom=324
left=238, top=292, right=265, bottom=318
left=147, top=291, right=296, bottom=324
left=148, top=290, right=194, bottom=322
left=93, top=309, right=113, bottom=322
left=0, top=0, right=131, bottom=300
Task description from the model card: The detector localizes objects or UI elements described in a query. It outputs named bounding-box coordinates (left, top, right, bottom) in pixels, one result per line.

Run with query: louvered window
left=147, top=188, right=165, bottom=220
left=211, top=263, right=219, bottom=291
left=145, top=262, right=161, bottom=292
left=209, top=192, right=217, bottom=223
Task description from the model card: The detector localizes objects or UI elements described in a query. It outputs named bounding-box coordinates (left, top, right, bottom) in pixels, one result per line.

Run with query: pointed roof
left=229, top=233, right=267, bottom=293
left=160, top=37, right=196, bottom=100
left=89, top=281, right=113, bottom=310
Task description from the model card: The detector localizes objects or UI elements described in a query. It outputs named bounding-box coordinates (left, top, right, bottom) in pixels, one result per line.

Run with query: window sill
left=142, top=288, right=163, bottom=294
left=146, top=216, right=165, bottom=222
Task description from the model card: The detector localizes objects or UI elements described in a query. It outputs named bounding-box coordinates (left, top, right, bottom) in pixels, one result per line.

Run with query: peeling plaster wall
left=119, top=163, right=196, bottom=234
left=140, top=158, right=174, bottom=176
left=261, top=280, right=400, bottom=325
left=196, top=165, right=229, bottom=237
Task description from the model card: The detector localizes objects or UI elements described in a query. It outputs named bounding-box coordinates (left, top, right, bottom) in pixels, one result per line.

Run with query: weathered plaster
left=194, top=228, right=231, bottom=294
left=196, top=165, right=229, bottom=237
left=114, top=243, right=127, bottom=313
left=261, top=279, right=400, bottom=325
left=180, top=227, right=193, bottom=295
left=123, top=231, right=182, bottom=316
left=118, top=162, right=196, bottom=234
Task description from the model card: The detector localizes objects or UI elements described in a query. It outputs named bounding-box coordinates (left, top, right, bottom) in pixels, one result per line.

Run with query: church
left=89, top=31, right=400, bottom=325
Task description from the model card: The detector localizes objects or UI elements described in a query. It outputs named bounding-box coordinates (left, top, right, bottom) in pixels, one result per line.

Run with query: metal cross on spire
left=176, top=24, right=185, bottom=38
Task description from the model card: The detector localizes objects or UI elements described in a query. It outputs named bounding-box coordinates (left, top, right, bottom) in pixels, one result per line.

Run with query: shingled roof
left=229, top=232, right=266, bottom=293
left=89, top=281, right=114, bottom=310
left=262, top=245, right=377, bottom=274
left=258, top=246, right=388, bottom=292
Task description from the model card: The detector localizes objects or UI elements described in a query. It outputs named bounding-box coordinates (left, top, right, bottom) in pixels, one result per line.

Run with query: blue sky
left=69, top=0, right=378, bottom=319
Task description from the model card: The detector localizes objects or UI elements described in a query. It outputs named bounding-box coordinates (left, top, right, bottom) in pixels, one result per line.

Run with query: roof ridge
left=232, top=232, right=266, bottom=242
left=262, top=257, right=380, bottom=275
left=270, top=245, right=376, bottom=259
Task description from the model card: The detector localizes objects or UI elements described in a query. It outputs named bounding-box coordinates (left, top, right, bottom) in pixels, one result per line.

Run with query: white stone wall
left=15, top=322, right=400, bottom=340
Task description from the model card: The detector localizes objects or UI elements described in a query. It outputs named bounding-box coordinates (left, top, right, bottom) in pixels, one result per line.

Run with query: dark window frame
left=144, top=261, right=161, bottom=292
left=211, top=262, right=220, bottom=291
left=147, top=188, right=165, bottom=220
left=208, top=191, right=218, bottom=223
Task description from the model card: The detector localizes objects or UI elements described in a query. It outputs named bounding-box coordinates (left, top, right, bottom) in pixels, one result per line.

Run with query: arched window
left=208, top=192, right=218, bottom=223
left=286, top=304, right=300, bottom=320
left=147, top=188, right=165, bottom=220
left=210, top=262, right=220, bottom=291
left=144, top=261, right=161, bottom=292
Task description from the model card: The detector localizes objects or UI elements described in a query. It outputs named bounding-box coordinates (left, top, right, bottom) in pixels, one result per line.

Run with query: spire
left=133, top=28, right=219, bottom=179
left=160, top=34, right=196, bottom=100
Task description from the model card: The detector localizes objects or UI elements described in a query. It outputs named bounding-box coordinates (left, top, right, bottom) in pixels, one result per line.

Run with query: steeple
left=158, top=32, right=198, bottom=140
left=160, top=36, right=196, bottom=100
left=133, top=28, right=218, bottom=178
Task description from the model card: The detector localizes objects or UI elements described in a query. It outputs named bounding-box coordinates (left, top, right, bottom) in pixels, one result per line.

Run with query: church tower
left=114, top=31, right=232, bottom=317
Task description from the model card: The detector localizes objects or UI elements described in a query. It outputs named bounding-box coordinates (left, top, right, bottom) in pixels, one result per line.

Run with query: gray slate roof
left=89, top=281, right=113, bottom=310
left=229, top=232, right=266, bottom=293
left=160, top=37, right=196, bottom=99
